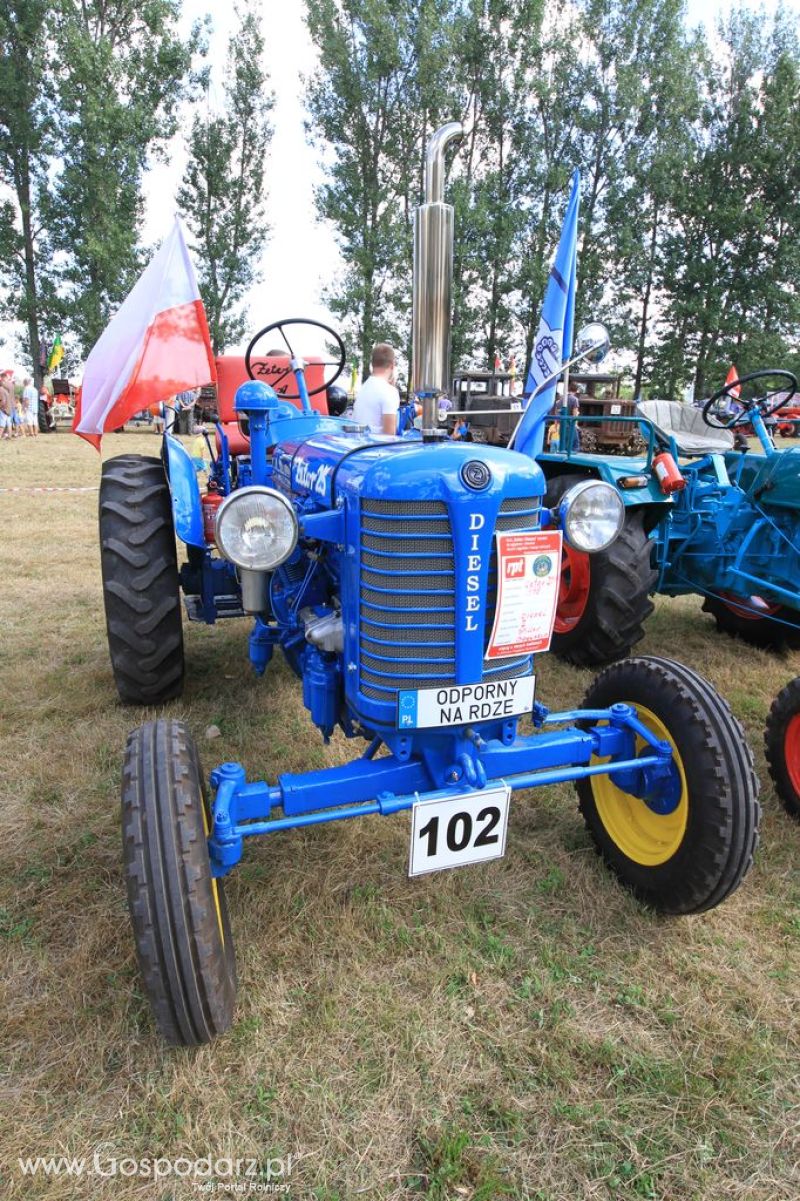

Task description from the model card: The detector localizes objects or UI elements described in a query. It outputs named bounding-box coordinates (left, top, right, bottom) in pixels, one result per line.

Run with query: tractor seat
left=637, top=400, right=735, bottom=456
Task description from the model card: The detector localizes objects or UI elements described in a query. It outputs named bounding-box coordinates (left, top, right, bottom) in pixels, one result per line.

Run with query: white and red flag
left=73, top=217, right=216, bottom=448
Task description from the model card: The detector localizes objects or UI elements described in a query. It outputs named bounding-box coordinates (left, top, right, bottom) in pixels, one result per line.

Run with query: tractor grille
left=358, top=496, right=540, bottom=702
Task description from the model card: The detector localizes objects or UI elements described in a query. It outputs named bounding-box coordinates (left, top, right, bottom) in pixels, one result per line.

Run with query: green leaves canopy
left=306, top=0, right=800, bottom=398
left=178, top=1, right=274, bottom=355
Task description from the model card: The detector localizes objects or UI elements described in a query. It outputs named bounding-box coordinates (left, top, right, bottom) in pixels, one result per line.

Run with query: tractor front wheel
left=577, top=656, right=759, bottom=914
left=546, top=475, right=656, bottom=667
left=99, top=454, right=185, bottom=704
left=122, top=720, right=237, bottom=1044
left=702, top=593, right=800, bottom=651
left=764, top=678, right=800, bottom=820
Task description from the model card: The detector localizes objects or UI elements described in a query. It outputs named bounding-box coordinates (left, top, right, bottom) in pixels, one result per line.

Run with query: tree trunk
left=18, top=165, right=42, bottom=387
left=667, top=314, right=689, bottom=399
left=634, top=203, right=660, bottom=397
left=361, top=277, right=374, bottom=381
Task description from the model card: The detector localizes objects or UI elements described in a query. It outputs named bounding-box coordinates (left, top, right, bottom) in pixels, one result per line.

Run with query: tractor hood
left=272, top=429, right=546, bottom=512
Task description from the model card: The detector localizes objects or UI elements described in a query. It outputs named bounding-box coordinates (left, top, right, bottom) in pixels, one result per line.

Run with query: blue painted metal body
left=654, top=408, right=800, bottom=612
left=164, top=433, right=206, bottom=548
left=206, top=700, right=678, bottom=877
left=540, top=404, right=800, bottom=619
left=157, top=369, right=683, bottom=874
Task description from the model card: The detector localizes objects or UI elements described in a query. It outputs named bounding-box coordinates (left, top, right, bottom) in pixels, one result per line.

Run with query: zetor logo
left=293, top=459, right=332, bottom=498
left=505, top=556, right=525, bottom=579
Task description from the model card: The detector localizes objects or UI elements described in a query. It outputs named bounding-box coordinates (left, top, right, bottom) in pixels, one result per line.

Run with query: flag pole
left=515, top=168, right=580, bottom=459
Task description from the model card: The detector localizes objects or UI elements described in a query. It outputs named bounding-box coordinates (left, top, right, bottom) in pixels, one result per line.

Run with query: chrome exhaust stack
left=412, top=121, right=464, bottom=438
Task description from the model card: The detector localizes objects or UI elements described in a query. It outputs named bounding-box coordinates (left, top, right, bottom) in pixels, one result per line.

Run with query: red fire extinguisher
left=652, top=451, right=686, bottom=495
left=202, top=481, right=224, bottom=544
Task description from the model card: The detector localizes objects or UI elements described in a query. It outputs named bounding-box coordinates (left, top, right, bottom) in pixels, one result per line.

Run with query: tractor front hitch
left=205, top=704, right=676, bottom=878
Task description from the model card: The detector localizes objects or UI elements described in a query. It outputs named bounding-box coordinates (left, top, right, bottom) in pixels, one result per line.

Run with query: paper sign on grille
left=486, top=530, right=563, bottom=659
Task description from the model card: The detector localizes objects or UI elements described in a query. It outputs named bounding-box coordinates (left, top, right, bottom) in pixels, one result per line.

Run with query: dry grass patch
left=0, top=432, right=799, bottom=1199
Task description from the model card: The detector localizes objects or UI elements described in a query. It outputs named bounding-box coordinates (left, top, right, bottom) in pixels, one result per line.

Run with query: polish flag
left=725, top=364, right=741, bottom=398
left=73, top=217, right=216, bottom=448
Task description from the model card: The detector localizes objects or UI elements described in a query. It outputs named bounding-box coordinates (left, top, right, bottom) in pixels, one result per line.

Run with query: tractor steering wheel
left=702, top=368, right=798, bottom=430
left=244, top=318, right=346, bottom=400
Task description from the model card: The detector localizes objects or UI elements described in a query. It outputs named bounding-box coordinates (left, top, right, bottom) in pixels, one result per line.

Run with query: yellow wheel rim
left=590, top=706, right=688, bottom=866
left=201, top=798, right=225, bottom=946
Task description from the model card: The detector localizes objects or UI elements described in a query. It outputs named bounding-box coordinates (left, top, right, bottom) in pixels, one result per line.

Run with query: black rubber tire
left=122, top=719, right=236, bottom=1045
left=545, top=475, right=656, bottom=667
left=764, top=678, right=800, bottom=820
left=99, top=454, right=185, bottom=704
left=701, top=594, right=800, bottom=651
left=577, top=656, right=760, bottom=914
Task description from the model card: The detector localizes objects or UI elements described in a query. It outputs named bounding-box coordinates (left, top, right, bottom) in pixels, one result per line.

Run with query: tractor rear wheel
left=546, top=475, right=656, bottom=667
left=702, top=593, right=800, bottom=651
left=99, top=454, right=185, bottom=704
left=764, top=678, right=800, bottom=820
left=577, top=656, right=759, bottom=914
left=122, top=719, right=237, bottom=1045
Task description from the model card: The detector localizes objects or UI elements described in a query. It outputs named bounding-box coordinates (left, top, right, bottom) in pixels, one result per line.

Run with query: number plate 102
left=408, top=785, right=512, bottom=877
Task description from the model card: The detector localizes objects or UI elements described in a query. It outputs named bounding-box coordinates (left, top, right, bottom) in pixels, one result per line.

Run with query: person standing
left=565, top=384, right=581, bottom=450
left=0, top=371, right=15, bottom=439
left=22, top=377, right=38, bottom=437
left=352, top=343, right=400, bottom=435
left=174, top=387, right=199, bottom=434
left=39, top=384, right=53, bottom=432
left=163, top=395, right=179, bottom=435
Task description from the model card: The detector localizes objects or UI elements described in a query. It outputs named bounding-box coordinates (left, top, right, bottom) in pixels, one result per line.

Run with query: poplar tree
left=178, top=2, right=274, bottom=354
left=0, top=1, right=59, bottom=384
left=449, top=0, right=544, bottom=369
left=305, top=0, right=459, bottom=375
left=653, top=9, right=800, bottom=396
left=52, top=0, right=194, bottom=354
left=0, top=1, right=195, bottom=373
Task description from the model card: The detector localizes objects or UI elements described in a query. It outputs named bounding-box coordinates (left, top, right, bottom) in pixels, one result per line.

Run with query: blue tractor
left=533, top=370, right=800, bottom=665
left=100, top=125, right=759, bottom=1044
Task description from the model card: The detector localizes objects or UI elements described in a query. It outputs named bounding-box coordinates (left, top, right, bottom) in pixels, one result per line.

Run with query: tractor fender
left=164, top=432, right=206, bottom=548
left=538, top=454, right=671, bottom=533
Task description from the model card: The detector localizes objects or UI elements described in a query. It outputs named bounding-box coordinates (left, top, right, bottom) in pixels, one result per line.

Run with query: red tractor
left=765, top=679, right=800, bottom=821
left=212, top=347, right=335, bottom=453
left=774, top=403, right=800, bottom=438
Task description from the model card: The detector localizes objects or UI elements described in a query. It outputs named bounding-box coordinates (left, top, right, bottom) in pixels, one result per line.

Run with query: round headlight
left=215, top=486, right=298, bottom=571
left=558, top=480, right=624, bottom=553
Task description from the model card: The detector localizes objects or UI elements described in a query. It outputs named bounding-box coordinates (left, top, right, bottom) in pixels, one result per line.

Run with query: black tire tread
left=546, top=475, right=656, bottom=667
left=99, top=455, right=184, bottom=704
left=122, top=719, right=236, bottom=1045
left=577, top=655, right=760, bottom=914
left=764, top=677, right=800, bottom=820
left=701, top=595, right=800, bottom=651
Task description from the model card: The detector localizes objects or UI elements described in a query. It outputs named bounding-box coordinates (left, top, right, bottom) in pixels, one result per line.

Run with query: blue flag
left=514, top=170, right=580, bottom=459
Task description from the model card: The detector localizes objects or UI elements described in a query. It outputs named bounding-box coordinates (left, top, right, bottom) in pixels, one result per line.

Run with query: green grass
left=0, top=431, right=799, bottom=1199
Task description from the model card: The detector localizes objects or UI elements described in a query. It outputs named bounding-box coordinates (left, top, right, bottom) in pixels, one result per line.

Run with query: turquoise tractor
left=535, top=369, right=800, bottom=664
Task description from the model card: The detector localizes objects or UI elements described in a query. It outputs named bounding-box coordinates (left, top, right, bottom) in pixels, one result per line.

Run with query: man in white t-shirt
left=352, top=343, right=400, bottom=434
left=22, top=377, right=38, bottom=437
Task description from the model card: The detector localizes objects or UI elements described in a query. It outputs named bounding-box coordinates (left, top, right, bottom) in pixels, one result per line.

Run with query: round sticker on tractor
left=533, top=555, right=553, bottom=577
